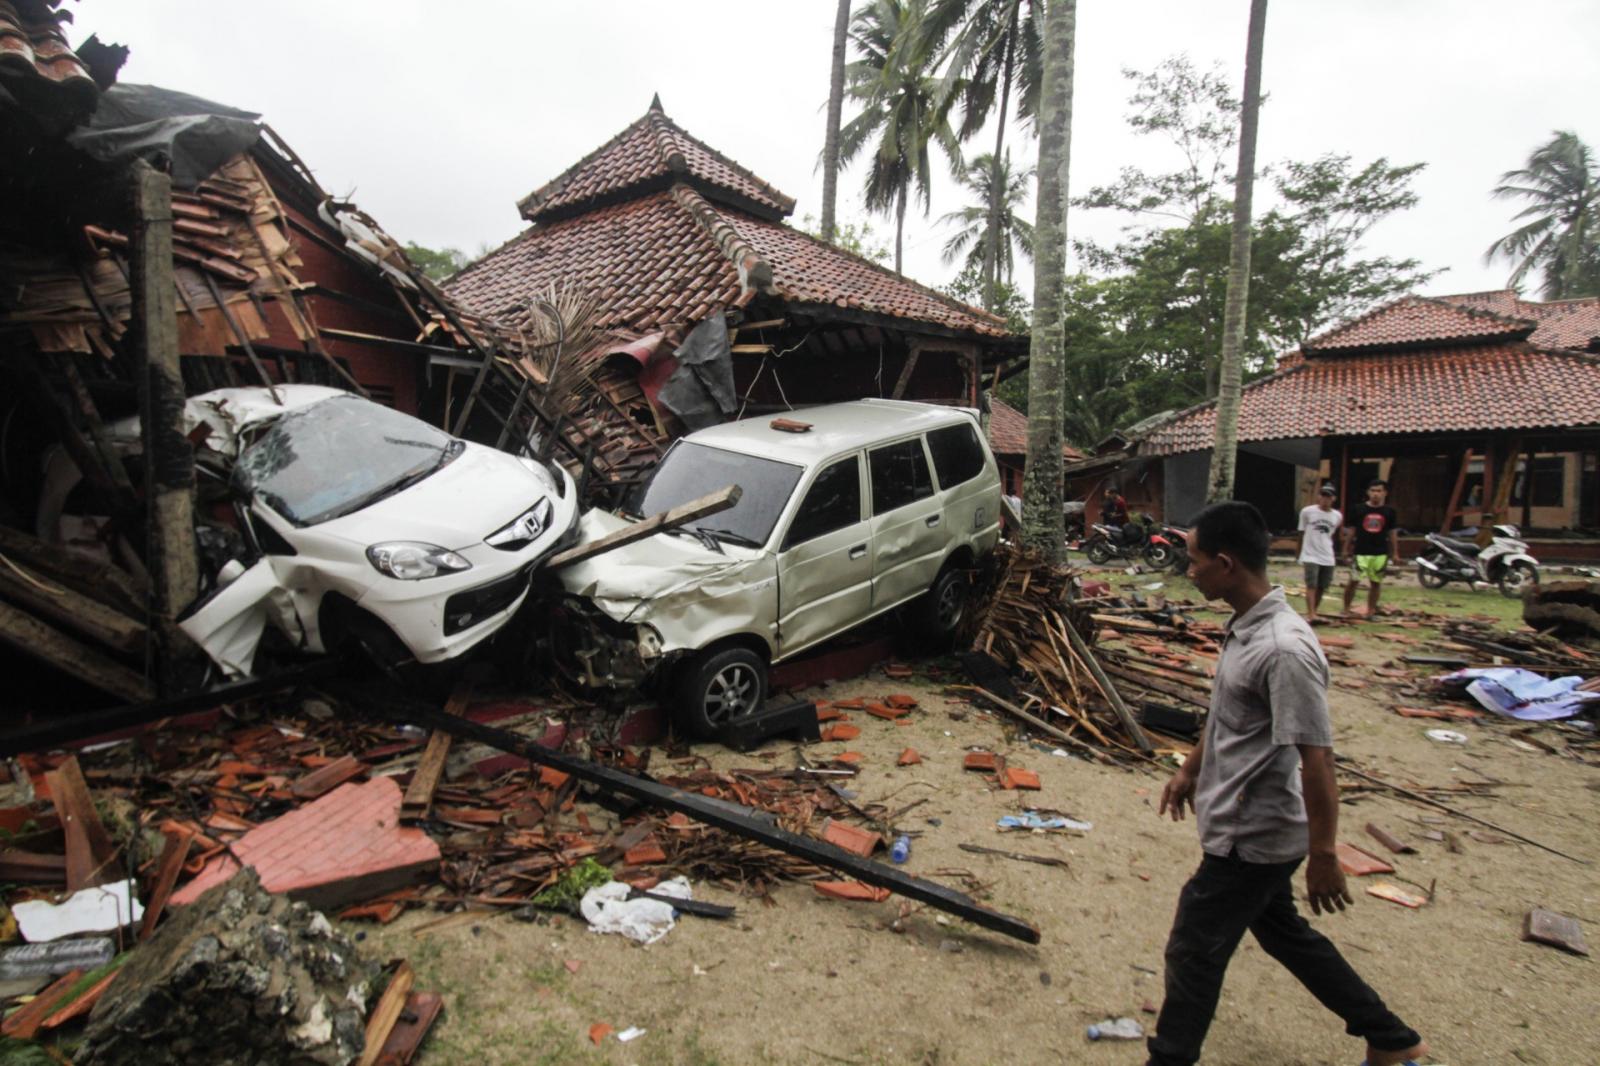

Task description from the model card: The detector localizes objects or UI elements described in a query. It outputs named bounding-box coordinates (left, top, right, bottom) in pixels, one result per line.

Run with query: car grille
left=442, top=563, right=533, bottom=636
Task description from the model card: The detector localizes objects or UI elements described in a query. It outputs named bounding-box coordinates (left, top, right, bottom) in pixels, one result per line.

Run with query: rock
left=80, top=868, right=378, bottom=1065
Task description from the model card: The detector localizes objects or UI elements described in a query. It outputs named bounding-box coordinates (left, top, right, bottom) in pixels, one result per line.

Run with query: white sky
left=76, top=0, right=1600, bottom=308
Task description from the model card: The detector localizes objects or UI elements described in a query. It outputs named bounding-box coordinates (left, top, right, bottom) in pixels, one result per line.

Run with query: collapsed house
left=1065, top=291, right=1600, bottom=552
left=445, top=95, right=1029, bottom=477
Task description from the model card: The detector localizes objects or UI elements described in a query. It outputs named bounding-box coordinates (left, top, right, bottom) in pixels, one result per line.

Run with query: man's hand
left=1305, top=852, right=1354, bottom=915
left=1158, top=769, right=1198, bottom=822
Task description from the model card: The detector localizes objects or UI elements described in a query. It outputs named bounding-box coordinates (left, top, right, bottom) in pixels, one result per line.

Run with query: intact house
left=444, top=96, right=1027, bottom=470
left=1063, top=291, right=1600, bottom=550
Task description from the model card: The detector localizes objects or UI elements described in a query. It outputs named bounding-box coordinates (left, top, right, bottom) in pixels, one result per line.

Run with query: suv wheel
left=675, top=646, right=768, bottom=738
left=909, top=567, right=968, bottom=651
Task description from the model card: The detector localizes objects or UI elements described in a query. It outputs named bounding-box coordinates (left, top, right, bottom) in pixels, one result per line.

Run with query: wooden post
left=1337, top=441, right=1350, bottom=509
left=1520, top=443, right=1536, bottom=531
left=129, top=160, right=199, bottom=692
left=1439, top=448, right=1472, bottom=533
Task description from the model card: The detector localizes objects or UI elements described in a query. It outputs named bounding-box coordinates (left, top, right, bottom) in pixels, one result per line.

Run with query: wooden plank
left=545, top=485, right=742, bottom=570
left=290, top=754, right=366, bottom=800
left=0, top=523, right=146, bottom=613
left=1061, top=621, right=1155, bottom=753
left=0, top=968, right=84, bottom=1039
left=0, top=600, right=154, bottom=704
left=0, top=849, right=67, bottom=883
left=401, top=686, right=472, bottom=822
left=889, top=347, right=921, bottom=400
left=0, top=560, right=147, bottom=654
left=358, top=961, right=415, bottom=1066
left=138, top=829, right=194, bottom=941
left=40, top=962, right=124, bottom=1031
left=375, top=990, right=444, bottom=1066
left=47, top=755, right=122, bottom=891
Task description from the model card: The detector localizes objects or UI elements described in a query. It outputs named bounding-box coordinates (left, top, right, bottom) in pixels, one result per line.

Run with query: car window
left=927, top=422, right=986, bottom=489
left=782, top=456, right=862, bottom=550
left=624, top=441, right=803, bottom=547
left=869, top=438, right=934, bottom=516
left=232, top=395, right=462, bottom=527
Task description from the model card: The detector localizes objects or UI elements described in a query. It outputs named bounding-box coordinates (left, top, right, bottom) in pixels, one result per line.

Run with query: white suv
left=551, top=400, right=1002, bottom=735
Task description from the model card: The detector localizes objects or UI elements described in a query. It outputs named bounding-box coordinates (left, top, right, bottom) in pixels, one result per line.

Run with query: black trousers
left=1147, top=852, right=1420, bottom=1065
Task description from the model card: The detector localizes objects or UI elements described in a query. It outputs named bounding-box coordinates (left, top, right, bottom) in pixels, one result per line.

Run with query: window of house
left=783, top=456, right=862, bottom=549
left=1512, top=456, right=1566, bottom=508
left=869, top=438, right=934, bottom=515
left=927, top=423, right=986, bottom=489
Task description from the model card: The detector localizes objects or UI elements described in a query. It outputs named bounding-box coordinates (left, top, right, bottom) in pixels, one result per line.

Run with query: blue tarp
left=1440, top=667, right=1600, bottom=721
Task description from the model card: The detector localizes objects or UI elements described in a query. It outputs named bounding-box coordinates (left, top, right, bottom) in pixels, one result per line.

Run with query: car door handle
left=849, top=545, right=867, bottom=559
left=925, top=515, right=941, bottom=527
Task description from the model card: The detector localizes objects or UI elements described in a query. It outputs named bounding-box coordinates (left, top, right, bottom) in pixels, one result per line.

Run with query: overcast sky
left=77, top=0, right=1599, bottom=308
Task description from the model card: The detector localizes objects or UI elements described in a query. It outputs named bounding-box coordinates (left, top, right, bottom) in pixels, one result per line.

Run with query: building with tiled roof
left=1067, top=290, right=1600, bottom=537
left=448, top=98, right=1026, bottom=439
left=986, top=397, right=1083, bottom=497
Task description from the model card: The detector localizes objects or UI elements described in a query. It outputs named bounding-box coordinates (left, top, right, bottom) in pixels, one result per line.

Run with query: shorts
left=1351, top=554, right=1389, bottom=583
left=1302, top=563, right=1335, bottom=592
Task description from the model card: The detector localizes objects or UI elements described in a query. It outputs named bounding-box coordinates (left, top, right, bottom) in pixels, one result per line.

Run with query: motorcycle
left=1084, top=516, right=1183, bottom=569
left=1415, top=524, right=1540, bottom=598
left=1150, top=523, right=1190, bottom=573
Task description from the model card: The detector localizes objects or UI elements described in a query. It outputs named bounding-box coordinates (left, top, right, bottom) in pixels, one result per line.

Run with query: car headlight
left=367, top=541, right=473, bottom=580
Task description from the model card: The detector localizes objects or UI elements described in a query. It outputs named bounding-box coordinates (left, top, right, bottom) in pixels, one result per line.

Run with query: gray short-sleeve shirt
left=1194, top=587, right=1334, bottom=863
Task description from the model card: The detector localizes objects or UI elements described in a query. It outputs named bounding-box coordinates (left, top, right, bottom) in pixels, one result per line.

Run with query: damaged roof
left=987, top=397, right=1083, bottom=461
left=449, top=99, right=1013, bottom=344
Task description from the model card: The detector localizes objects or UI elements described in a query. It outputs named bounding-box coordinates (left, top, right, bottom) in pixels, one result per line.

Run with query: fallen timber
left=391, top=702, right=1042, bottom=944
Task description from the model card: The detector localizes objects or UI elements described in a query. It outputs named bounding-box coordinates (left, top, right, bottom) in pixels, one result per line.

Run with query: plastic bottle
left=890, top=835, right=911, bottom=863
left=1086, top=1018, right=1144, bottom=1041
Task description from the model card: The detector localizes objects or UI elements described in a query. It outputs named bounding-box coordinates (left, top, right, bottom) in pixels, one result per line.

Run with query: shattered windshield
left=233, top=395, right=462, bottom=526
left=625, top=441, right=803, bottom=548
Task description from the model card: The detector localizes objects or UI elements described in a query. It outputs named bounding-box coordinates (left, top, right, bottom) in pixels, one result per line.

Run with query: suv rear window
left=927, top=422, right=986, bottom=489
left=869, top=438, right=934, bottom=516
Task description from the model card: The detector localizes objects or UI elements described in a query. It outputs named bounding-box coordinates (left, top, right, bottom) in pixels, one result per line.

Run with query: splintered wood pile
left=960, top=546, right=1159, bottom=762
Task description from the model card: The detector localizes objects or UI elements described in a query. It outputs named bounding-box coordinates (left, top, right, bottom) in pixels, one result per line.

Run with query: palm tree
left=1206, top=0, right=1269, bottom=504
left=838, top=0, right=964, bottom=275
left=939, top=150, right=1034, bottom=279
left=1019, top=0, right=1075, bottom=562
left=1485, top=131, right=1600, bottom=299
left=918, top=0, right=1043, bottom=308
left=819, top=0, right=852, bottom=243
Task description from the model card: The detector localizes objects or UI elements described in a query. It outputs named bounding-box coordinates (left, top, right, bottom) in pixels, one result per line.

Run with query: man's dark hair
left=1367, top=479, right=1388, bottom=490
left=1191, top=500, right=1270, bottom=573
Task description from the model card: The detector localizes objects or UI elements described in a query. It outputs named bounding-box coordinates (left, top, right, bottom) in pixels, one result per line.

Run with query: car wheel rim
left=704, top=664, right=759, bottom=724
left=937, top=580, right=964, bottom=631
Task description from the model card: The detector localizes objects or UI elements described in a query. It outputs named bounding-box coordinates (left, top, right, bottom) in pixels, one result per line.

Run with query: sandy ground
left=362, top=574, right=1598, bottom=1065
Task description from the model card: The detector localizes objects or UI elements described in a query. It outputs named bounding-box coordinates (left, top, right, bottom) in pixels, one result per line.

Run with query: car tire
left=674, top=646, right=768, bottom=739
left=909, top=566, right=968, bottom=652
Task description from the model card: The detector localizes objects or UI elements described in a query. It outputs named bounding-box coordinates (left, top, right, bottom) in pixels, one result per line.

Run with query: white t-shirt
left=1297, top=505, right=1342, bottom=565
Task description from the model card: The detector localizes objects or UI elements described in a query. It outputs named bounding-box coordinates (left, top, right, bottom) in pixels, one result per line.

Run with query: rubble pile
left=79, top=868, right=378, bottom=1066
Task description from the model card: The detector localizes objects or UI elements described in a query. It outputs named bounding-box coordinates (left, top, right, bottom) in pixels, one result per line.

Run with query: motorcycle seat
left=1436, top=535, right=1481, bottom=553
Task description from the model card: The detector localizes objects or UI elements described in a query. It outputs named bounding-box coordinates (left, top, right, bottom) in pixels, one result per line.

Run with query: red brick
left=884, top=694, right=919, bottom=710
left=170, top=777, right=440, bottom=911
left=863, top=702, right=907, bottom=721
left=820, top=819, right=879, bottom=857
left=963, top=752, right=999, bottom=772
left=897, top=749, right=922, bottom=766
left=1000, top=767, right=1041, bottom=791
left=623, top=837, right=668, bottom=865
left=821, top=723, right=860, bottom=742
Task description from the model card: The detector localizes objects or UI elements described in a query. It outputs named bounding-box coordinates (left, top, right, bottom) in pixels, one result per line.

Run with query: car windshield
left=624, top=441, right=803, bottom=548
left=233, top=395, right=463, bottom=526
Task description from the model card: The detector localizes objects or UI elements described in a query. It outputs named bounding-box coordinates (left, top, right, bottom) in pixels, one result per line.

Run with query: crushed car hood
left=557, top=510, right=767, bottom=622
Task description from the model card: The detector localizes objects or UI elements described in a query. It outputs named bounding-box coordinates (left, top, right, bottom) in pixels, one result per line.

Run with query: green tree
left=1207, top=0, right=1269, bottom=504
left=938, top=150, right=1034, bottom=280
left=404, top=242, right=469, bottom=282
left=1485, top=131, right=1600, bottom=299
left=799, top=212, right=894, bottom=265
left=1019, top=0, right=1074, bottom=561
left=839, top=0, right=965, bottom=276
left=917, top=0, right=1043, bottom=309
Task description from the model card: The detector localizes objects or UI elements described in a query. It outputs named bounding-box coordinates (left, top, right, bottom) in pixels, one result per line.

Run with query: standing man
left=1296, top=484, right=1342, bottom=622
left=1148, top=501, right=1426, bottom=1066
left=1341, top=480, right=1400, bottom=619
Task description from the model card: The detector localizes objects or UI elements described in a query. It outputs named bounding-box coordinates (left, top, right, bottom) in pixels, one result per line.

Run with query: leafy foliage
left=404, top=242, right=470, bottom=282
left=531, top=857, right=612, bottom=910
left=798, top=212, right=893, bottom=266
left=1485, top=130, right=1600, bottom=299
left=938, top=150, right=1034, bottom=278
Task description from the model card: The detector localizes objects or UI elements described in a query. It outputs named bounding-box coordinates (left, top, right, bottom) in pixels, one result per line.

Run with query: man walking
left=1297, top=484, right=1342, bottom=622
left=1341, top=480, right=1400, bottom=619
left=1147, top=501, right=1426, bottom=1066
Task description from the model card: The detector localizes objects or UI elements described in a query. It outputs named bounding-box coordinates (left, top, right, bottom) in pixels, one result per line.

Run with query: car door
left=925, top=420, right=999, bottom=550
left=867, top=436, right=944, bottom=610
left=775, top=454, right=871, bottom=657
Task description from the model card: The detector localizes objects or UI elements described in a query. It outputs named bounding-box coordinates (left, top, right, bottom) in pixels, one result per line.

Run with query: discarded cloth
left=998, top=811, right=1092, bottom=832
left=1440, top=667, right=1600, bottom=720
left=579, top=877, right=692, bottom=945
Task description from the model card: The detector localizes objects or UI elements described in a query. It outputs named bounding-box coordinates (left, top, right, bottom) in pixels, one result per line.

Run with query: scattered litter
left=1365, top=881, right=1429, bottom=908
left=1364, top=823, right=1417, bottom=855
left=1440, top=667, right=1600, bottom=720
left=1086, top=1017, right=1144, bottom=1040
left=13, top=880, right=143, bottom=942
left=813, top=881, right=891, bottom=903
left=998, top=811, right=1091, bottom=832
left=1522, top=908, right=1588, bottom=956
left=580, top=876, right=692, bottom=944
left=1425, top=729, right=1468, bottom=745
left=617, top=1026, right=647, bottom=1042
left=0, top=937, right=115, bottom=979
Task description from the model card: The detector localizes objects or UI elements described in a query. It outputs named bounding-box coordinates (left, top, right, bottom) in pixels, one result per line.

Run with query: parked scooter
left=1415, top=524, right=1540, bottom=597
left=1084, top=516, right=1182, bottom=569
left=1150, top=523, right=1190, bottom=573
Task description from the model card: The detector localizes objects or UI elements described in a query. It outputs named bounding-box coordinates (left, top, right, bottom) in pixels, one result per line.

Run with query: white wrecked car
left=551, top=400, right=1002, bottom=735
left=169, top=386, right=579, bottom=677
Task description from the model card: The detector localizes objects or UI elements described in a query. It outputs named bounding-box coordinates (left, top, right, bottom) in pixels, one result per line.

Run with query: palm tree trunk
left=895, top=184, right=908, bottom=275
left=820, top=0, right=851, bottom=244
left=1020, top=0, right=1076, bottom=562
left=1205, top=0, right=1268, bottom=504
left=983, top=29, right=1017, bottom=310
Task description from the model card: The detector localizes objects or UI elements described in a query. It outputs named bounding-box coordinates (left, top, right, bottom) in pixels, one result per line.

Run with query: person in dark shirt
left=1102, top=486, right=1131, bottom=543
left=1340, top=480, right=1400, bottom=618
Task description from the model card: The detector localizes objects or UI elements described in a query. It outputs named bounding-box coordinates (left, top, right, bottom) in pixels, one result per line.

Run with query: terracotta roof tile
left=1140, top=344, right=1600, bottom=455
left=1442, top=290, right=1600, bottom=351
left=986, top=397, right=1082, bottom=459
left=0, top=0, right=96, bottom=102
left=517, top=102, right=795, bottom=223
left=1304, top=295, right=1533, bottom=353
